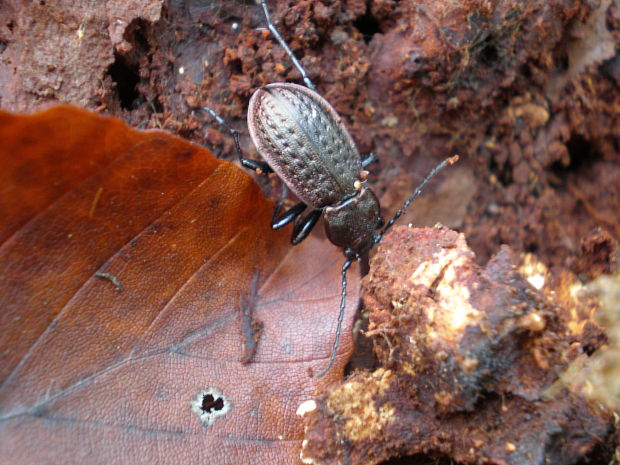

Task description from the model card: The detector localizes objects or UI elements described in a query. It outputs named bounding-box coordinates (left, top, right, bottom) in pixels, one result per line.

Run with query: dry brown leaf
left=0, top=106, right=359, bottom=464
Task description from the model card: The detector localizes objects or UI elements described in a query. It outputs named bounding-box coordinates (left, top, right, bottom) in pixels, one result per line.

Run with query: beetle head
left=324, top=187, right=382, bottom=260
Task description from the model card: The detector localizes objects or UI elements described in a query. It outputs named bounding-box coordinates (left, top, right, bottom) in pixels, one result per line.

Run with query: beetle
left=202, top=0, right=458, bottom=377
left=248, top=82, right=383, bottom=257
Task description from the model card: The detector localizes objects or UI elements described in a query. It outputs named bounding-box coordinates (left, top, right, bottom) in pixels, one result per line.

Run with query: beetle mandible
left=202, top=0, right=458, bottom=377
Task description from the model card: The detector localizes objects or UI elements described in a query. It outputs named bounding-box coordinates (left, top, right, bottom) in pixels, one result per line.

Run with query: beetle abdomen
left=248, top=83, right=362, bottom=208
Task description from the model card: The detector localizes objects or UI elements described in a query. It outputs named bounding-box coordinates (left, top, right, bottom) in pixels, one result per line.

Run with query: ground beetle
left=202, top=0, right=458, bottom=377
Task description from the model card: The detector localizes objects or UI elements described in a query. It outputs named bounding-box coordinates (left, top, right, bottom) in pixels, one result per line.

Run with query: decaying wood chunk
left=300, top=226, right=615, bottom=465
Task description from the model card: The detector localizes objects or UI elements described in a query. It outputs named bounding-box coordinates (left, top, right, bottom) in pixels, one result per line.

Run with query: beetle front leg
left=292, top=209, right=322, bottom=245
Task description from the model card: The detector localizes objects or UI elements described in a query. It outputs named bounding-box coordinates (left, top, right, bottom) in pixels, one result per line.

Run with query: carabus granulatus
left=202, top=0, right=458, bottom=377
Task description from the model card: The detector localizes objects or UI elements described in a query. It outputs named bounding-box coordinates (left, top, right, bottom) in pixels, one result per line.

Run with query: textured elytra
left=248, top=83, right=362, bottom=208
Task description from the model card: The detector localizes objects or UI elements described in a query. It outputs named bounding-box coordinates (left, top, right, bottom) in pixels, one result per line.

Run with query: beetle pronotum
left=202, top=0, right=458, bottom=377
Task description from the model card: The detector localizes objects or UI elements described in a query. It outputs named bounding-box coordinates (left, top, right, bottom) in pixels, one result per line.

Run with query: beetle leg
left=272, top=202, right=307, bottom=230
left=200, top=106, right=274, bottom=175
left=361, top=152, right=377, bottom=168
left=259, top=0, right=317, bottom=92
left=271, top=183, right=309, bottom=229
left=241, top=158, right=274, bottom=175
left=291, top=209, right=322, bottom=245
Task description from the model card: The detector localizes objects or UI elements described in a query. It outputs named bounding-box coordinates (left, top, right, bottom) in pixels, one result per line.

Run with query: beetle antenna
left=374, top=155, right=459, bottom=245
left=259, top=0, right=317, bottom=92
left=315, top=258, right=353, bottom=378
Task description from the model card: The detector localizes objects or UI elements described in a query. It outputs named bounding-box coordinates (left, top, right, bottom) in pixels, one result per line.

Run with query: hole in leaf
left=190, top=388, right=231, bottom=426
left=201, top=393, right=224, bottom=413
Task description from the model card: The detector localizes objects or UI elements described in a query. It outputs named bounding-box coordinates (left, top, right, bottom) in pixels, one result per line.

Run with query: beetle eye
left=376, top=216, right=385, bottom=229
